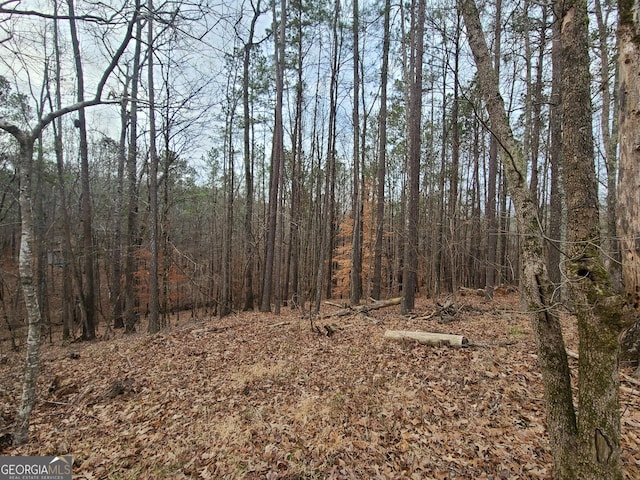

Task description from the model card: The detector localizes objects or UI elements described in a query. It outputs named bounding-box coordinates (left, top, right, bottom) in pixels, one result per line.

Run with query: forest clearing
left=2, top=292, right=639, bottom=479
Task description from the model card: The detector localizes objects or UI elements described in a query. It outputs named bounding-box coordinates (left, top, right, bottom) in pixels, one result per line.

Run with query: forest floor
left=1, top=292, right=640, bottom=479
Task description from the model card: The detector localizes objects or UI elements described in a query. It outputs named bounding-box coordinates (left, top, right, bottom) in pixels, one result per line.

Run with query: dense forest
left=1, top=0, right=640, bottom=478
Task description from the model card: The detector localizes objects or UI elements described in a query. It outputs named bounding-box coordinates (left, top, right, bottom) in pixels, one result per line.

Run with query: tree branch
left=0, top=5, right=117, bottom=24
left=31, top=8, right=139, bottom=139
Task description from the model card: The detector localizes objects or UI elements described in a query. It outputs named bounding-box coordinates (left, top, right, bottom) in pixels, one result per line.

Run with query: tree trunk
left=449, top=11, right=461, bottom=296
left=124, top=15, right=143, bottom=333
left=220, top=96, right=235, bottom=318
left=68, top=0, right=96, bottom=340
left=594, top=0, right=622, bottom=290
left=325, top=296, right=400, bottom=318
left=112, top=86, right=128, bottom=329
left=529, top=4, right=546, bottom=207
left=402, top=0, right=425, bottom=314
left=52, top=5, right=88, bottom=340
left=547, top=8, right=564, bottom=294
left=350, top=0, right=362, bottom=306
left=314, top=0, right=341, bottom=313
left=260, top=0, right=286, bottom=313
left=147, top=0, right=160, bottom=333
left=34, top=138, right=50, bottom=345
left=484, top=0, right=501, bottom=300
left=459, top=1, right=579, bottom=476
left=13, top=139, right=42, bottom=445
left=287, top=0, right=303, bottom=309
left=617, top=0, right=640, bottom=365
left=560, top=2, right=627, bottom=477
left=372, top=0, right=391, bottom=301
left=52, top=4, right=81, bottom=338
left=241, top=1, right=262, bottom=312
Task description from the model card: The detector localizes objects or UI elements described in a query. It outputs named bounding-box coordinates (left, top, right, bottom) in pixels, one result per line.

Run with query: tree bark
left=617, top=0, right=640, bottom=365
left=449, top=11, right=461, bottom=296
left=219, top=96, right=235, bottom=318
left=528, top=4, right=546, bottom=207
left=51, top=1, right=85, bottom=337
left=286, top=0, right=303, bottom=309
left=560, top=2, right=627, bottom=477
left=13, top=139, right=42, bottom=445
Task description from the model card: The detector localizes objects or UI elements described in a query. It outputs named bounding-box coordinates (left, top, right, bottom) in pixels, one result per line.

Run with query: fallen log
left=459, top=286, right=485, bottom=297
left=384, top=330, right=468, bottom=347
left=324, top=297, right=401, bottom=318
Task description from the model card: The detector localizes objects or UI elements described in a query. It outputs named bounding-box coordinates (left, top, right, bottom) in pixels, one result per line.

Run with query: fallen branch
left=324, top=297, right=401, bottom=318
left=468, top=340, right=518, bottom=348
left=415, top=309, right=437, bottom=321
left=384, top=330, right=468, bottom=347
left=459, top=287, right=485, bottom=297
left=190, top=326, right=230, bottom=336
left=268, top=321, right=291, bottom=328
left=566, top=349, right=579, bottom=360
left=324, top=301, right=345, bottom=309
left=621, top=385, right=640, bottom=397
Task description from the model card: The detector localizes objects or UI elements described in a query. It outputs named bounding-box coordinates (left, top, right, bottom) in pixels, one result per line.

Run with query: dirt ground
left=1, top=292, right=639, bottom=479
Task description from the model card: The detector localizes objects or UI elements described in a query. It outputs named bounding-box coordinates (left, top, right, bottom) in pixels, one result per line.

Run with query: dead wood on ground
left=384, top=330, right=468, bottom=347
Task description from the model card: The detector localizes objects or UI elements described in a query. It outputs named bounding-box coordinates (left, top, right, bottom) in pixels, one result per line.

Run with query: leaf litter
left=1, top=293, right=639, bottom=479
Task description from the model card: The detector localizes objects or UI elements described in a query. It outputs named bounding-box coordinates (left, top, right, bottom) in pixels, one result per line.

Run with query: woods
left=0, top=0, right=639, bottom=477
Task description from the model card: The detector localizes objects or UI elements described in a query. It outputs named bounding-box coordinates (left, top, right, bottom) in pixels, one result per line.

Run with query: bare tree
left=124, top=9, right=143, bottom=333
left=0, top=4, right=138, bottom=445
left=460, top=0, right=575, bottom=473
left=147, top=0, right=160, bottom=333
left=372, top=0, right=391, bottom=301
left=401, top=0, right=425, bottom=314
left=314, top=0, right=341, bottom=313
left=350, top=0, right=362, bottom=305
left=260, top=0, right=286, bottom=313
left=219, top=54, right=240, bottom=318
left=111, top=78, right=129, bottom=329
left=484, top=0, right=501, bottom=300
left=461, top=0, right=630, bottom=477
left=240, top=0, right=266, bottom=311
left=593, top=0, right=621, bottom=289
left=547, top=1, right=563, bottom=294
left=50, top=0, right=85, bottom=338
left=68, top=0, right=96, bottom=340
